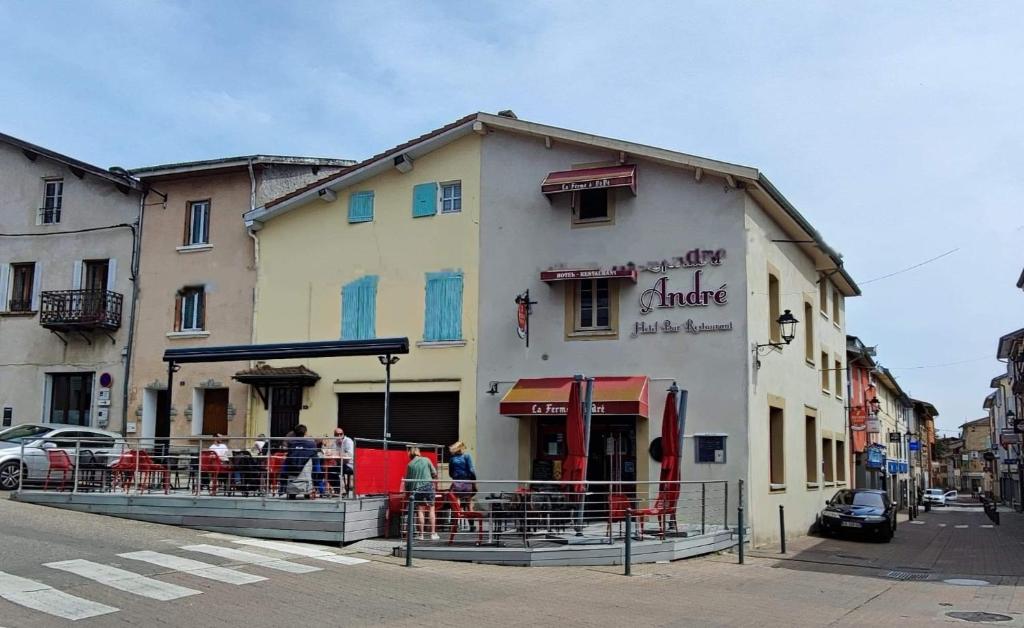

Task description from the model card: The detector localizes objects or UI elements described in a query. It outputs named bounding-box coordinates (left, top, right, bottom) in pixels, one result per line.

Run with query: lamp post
left=754, top=310, right=799, bottom=368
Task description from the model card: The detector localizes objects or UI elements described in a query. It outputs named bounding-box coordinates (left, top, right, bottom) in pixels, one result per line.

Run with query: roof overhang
left=164, top=338, right=409, bottom=364
left=911, top=398, right=940, bottom=417
left=0, top=132, right=143, bottom=192
left=991, top=374, right=1009, bottom=388
left=131, top=155, right=353, bottom=179
left=997, top=328, right=1024, bottom=360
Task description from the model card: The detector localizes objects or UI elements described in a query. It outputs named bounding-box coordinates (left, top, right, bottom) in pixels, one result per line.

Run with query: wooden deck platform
left=394, top=527, right=739, bottom=566
left=11, top=491, right=387, bottom=544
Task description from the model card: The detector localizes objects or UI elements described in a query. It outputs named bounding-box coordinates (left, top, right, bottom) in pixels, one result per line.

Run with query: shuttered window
left=412, top=182, right=437, bottom=218
left=337, top=391, right=459, bottom=446
left=341, top=275, right=378, bottom=340
left=348, top=191, right=374, bottom=223
left=423, top=271, right=462, bottom=342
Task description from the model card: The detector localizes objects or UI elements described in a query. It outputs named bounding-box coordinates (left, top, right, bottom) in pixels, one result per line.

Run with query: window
left=440, top=182, right=461, bottom=213
left=413, top=182, right=438, bottom=218
left=185, top=200, right=210, bottom=246
left=567, top=278, right=618, bottom=338
left=83, top=259, right=109, bottom=292
left=423, top=271, right=462, bottom=342
left=348, top=191, right=374, bottom=223
left=818, top=279, right=828, bottom=316
left=49, top=373, right=93, bottom=426
left=9, top=263, right=35, bottom=312
left=769, top=406, right=785, bottom=487
left=695, top=435, right=726, bottom=463
left=41, top=179, right=63, bottom=224
left=804, top=302, right=814, bottom=363
left=832, top=287, right=841, bottom=325
left=836, top=441, right=846, bottom=482
left=176, top=286, right=205, bottom=331
left=805, top=415, right=818, bottom=484
left=821, top=352, right=830, bottom=392
left=822, top=437, right=834, bottom=482
left=341, top=275, right=378, bottom=340
left=834, top=359, right=843, bottom=398
left=573, top=188, right=611, bottom=223
left=768, top=273, right=780, bottom=342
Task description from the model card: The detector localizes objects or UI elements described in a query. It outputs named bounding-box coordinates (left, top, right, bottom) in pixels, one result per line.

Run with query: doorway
left=270, top=386, right=301, bottom=437
left=202, top=388, right=228, bottom=436
left=587, top=417, right=637, bottom=488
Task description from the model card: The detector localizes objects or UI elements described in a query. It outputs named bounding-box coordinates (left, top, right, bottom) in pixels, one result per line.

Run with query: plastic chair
left=445, top=491, right=484, bottom=545
left=110, top=450, right=139, bottom=492
left=635, top=486, right=680, bottom=540
left=196, top=451, right=228, bottom=495
left=606, top=492, right=631, bottom=538
left=136, top=450, right=170, bottom=494
left=267, top=452, right=288, bottom=495
left=44, top=449, right=73, bottom=491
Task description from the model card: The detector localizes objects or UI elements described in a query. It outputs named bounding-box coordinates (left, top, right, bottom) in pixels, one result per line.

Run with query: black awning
left=163, top=337, right=409, bottom=364
left=233, top=365, right=321, bottom=386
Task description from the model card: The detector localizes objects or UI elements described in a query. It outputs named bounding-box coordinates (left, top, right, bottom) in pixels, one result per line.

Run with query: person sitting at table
left=284, top=425, right=317, bottom=499
left=209, top=435, right=231, bottom=463
left=334, top=427, right=355, bottom=497
left=251, top=434, right=268, bottom=456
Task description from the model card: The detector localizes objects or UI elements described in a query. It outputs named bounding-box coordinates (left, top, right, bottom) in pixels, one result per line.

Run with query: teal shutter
left=348, top=191, right=374, bottom=223
left=423, top=271, right=463, bottom=341
left=341, top=275, right=378, bottom=340
left=412, top=182, right=437, bottom=218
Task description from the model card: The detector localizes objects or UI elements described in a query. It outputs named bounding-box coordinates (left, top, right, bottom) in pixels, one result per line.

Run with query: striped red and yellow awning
left=499, top=376, right=649, bottom=418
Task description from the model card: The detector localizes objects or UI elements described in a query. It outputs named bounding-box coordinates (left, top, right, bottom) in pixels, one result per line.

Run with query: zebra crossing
left=0, top=537, right=369, bottom=621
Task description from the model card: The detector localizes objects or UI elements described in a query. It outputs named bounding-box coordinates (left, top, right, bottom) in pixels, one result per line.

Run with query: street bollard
left=405, top=493, right=415, bottom=567
left=737, top=479, right=745, bottom=565
left=624, top=508, right=632, bottom=576
left=779, top=504, right=786, bottom=554
left=724, top=481, right=729, bottom=530
left=701, top=483, right=706, bottom=535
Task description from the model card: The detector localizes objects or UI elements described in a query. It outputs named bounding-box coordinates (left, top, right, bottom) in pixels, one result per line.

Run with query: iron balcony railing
left=39, top=289, right=122, bottom=331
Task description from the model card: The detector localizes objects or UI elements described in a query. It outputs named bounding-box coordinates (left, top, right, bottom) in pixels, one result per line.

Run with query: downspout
left=246, top=158, right=260, bottom=437
left=120, top=187, right=148, bottom=436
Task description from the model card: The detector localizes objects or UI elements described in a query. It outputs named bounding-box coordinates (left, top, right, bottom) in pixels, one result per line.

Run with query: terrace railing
left=39, top=289, right=122, bottom=331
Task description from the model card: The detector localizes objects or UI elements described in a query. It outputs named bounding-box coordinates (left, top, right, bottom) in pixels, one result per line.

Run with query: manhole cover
left=946, top=611, right=1012, bottom=622
left=943, top=579, right=991, bottom=586
left=885, top=571, right=930, bottom=581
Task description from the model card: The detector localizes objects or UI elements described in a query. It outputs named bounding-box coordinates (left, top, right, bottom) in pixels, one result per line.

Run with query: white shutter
left=0, top=264, right=9, bottom=312
left=106, top=258, right=117, bottom=292
left=71, top=260, right=82, bottom=290
left=30, top=261, right=42, bottom=311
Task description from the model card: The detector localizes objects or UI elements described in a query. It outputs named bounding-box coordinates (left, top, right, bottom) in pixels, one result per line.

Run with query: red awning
left=540, top=268, right=637, bottom=283
left=541, top=164, right=637, bottom=196
left=499, top=376, right=649, bottom=418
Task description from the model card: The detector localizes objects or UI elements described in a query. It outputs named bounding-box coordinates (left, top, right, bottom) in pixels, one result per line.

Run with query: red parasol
left=561, top=378, right=587, bottom=492
left=659, top=389, right=681, bottom=506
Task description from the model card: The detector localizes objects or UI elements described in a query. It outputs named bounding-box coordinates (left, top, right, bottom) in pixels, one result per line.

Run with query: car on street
left=0, top=423, right=126, bottom=490
left=817, top=488, right=898, bottom=542
left=922, top=488, right=958, bottom=506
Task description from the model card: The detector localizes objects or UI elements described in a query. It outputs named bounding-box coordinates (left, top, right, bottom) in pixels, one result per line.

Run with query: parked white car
left=922, top=488, right=958, bottom=506
left=0, top=424, right=126, bottom=490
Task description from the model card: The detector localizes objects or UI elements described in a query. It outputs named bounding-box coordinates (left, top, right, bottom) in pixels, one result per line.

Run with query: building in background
left=0, top=132, right=144, bottom=433
left=127, top=156, right=349, bottom=442
left=846, top=335, right=876, bottom=488
left=871, top=367, right=913, bottom=506
left=958, top=417, right=994, bottom=495
left=243, top=111, right=860, bottom=545
left=912, top=399, right=939, bottom=493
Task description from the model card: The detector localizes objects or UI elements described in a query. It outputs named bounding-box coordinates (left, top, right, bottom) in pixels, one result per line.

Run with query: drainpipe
left=246, top=158, right=259, bottom=436
left=120, top=188, right=148, bottom=436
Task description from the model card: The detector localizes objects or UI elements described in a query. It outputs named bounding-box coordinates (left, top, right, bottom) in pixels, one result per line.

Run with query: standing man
left=333, top=427, right=355, bottom=497
left=405, top=446, right=439, bottom=540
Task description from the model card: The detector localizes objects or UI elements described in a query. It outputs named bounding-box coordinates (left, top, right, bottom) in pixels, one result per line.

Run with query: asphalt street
left=2, top=497, right=1024, bottom=627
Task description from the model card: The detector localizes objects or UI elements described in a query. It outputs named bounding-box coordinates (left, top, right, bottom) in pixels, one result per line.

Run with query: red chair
left=110, top=450, right=139, bottom=492
left=445, top=491, right=484, bottom=545
left=196, top=451, right=228, bottom=495
left=136, top=450, right=170, bottom=494
left=386, top=491, right=408, bottom=539
left=266, top=452, right=288, bottom=495
left=635, top=486, right=680, bottom=540
left=44, top=450, right=74, bottom=491
left=606, top=492, right=631, bottom=538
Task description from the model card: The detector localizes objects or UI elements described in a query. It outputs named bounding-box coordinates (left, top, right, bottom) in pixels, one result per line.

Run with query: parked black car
left=817, top=489, right=897, bottom=542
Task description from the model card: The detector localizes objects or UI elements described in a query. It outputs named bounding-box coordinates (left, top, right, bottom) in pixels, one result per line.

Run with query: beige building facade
left=128, top=157, right=349, bottom=442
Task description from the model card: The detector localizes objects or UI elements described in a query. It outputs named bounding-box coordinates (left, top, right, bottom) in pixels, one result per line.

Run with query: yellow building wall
left=249, top=135, right=481, bottom=449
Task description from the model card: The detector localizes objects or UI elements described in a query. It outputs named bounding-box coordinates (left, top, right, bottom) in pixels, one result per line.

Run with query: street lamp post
left=753, top=310, right=799, bottom=369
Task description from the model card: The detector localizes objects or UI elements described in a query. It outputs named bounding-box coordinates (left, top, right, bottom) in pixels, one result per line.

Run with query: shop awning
left=541, top=164, right=637, bottom=196
left=540, top=268, right=637, bottom=283
left=499, top=376, right=649, bottom=418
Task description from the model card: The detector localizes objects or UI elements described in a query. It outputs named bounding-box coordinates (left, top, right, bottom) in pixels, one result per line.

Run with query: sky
left=1, top=1, right=1021, bottom=435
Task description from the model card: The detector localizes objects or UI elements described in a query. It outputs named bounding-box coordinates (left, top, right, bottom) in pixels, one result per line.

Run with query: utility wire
left=0, top=223, right=134, bottom=237
left=885, top=356, right=993, bottom=371
left=859, top=248, right=961, bottom=285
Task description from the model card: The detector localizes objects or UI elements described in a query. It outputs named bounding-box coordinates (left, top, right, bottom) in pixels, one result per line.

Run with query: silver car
left=0, top=423, right=127, bottom=490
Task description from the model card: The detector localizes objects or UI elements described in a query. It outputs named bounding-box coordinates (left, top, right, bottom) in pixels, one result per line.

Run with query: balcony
left=39, top=290, right=122, bottom=332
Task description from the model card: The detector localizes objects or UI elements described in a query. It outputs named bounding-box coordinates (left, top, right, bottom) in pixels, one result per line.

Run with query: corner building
left=246, top=113, right=859, bottom=544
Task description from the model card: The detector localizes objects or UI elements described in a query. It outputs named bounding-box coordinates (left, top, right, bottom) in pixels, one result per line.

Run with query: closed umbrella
left=562, top=378, right=587, bottom=492
left=660, top=389, right=681, bottom=505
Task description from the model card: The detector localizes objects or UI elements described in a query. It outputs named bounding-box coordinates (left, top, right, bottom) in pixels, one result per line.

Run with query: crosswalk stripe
left=44, top=560, right=201, bottom=601
left=938, top=523, right=947, bottom=527
left=981, top=524, right=994, bottom=529
left=0, top=571, right=118, bottom=621
left=229, top=539, right=369, bottom=565
left=181, top=545, right=322, bottom=574
left=954, top=525, right=969, bottom=529
left=118, top=551, right=267, bottom=585
left=909, top=521, right=925, bottom=525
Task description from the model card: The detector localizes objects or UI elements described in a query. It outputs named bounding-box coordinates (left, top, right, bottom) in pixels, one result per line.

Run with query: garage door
left=337, top=391, right=459, bottom=446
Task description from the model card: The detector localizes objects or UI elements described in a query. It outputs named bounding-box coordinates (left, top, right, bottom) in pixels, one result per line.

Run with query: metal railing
left=39, top=290, right=122, bottom=330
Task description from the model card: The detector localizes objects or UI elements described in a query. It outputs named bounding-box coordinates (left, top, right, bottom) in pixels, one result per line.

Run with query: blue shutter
left=348, top=191, right=374, bottom=223
left=412, top=182, right=437, bottom=218
left=341, top=275, right=378, bottom=340
left=423, top=271, right=463, bottom=341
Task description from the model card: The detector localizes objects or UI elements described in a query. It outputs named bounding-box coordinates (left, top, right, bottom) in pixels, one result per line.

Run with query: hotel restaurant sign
left=630, top=247, right=733, bottom=338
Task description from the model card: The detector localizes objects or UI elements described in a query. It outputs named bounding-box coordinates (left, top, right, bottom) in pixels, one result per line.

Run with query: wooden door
left=83, top=260, right=108, bottom=292
left=270, top=386, right=302, bottom=437
left=155, top=389, right=170, bottom=439
left=202, top=389, right=228, bottom=436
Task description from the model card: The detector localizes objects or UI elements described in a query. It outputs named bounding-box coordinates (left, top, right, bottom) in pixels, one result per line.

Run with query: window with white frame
left=177, top=286, right=205, bottom=331
left=440, top=181, right=462, bottom=213
left=186, top=200, right=210, bottom=246
left=41, top=179, right=63, bottom=224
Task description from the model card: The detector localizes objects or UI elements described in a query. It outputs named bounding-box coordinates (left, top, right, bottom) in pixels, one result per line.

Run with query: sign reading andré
left=629, top=246, right=732, bottom=338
